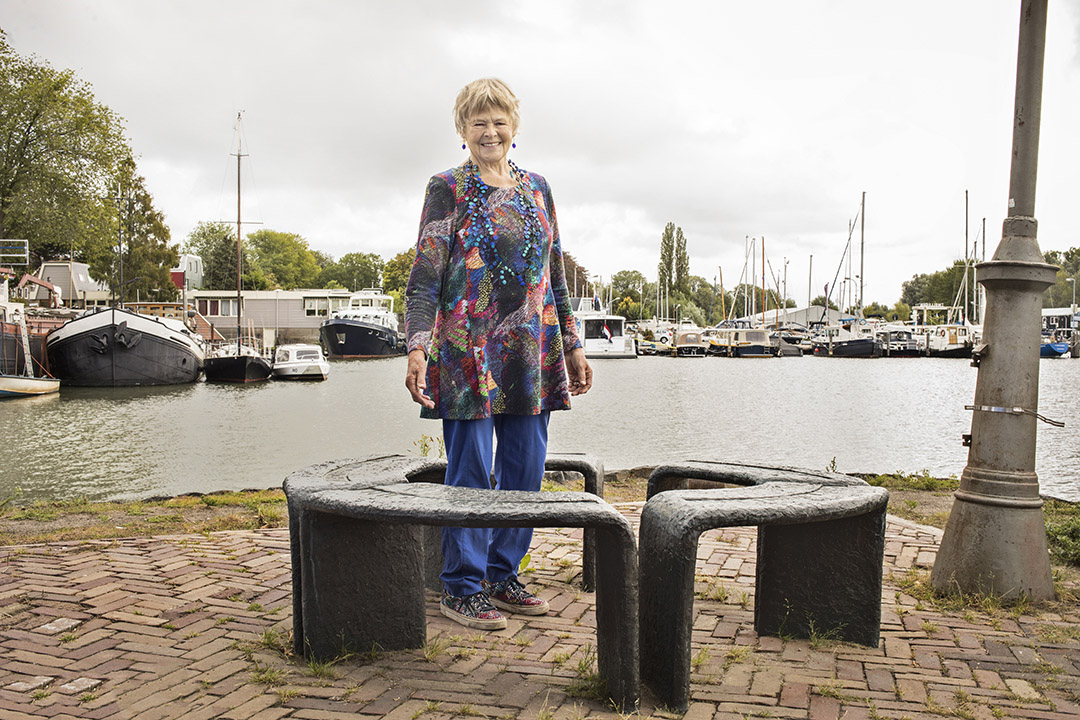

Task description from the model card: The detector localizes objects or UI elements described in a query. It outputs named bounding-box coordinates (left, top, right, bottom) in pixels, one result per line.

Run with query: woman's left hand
left=566, top=348, right=592, bottom=396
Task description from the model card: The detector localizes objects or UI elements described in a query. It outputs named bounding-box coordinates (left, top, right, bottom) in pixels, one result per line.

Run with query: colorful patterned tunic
left=405, top=163, right=581, bottom=420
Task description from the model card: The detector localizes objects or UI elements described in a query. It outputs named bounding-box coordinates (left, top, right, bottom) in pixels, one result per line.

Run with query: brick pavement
left=0, top=504, right=1076, bottom=719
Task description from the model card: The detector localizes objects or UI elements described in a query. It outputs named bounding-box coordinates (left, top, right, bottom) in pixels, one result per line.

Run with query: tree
left=246, top=229, right=320, bottom=289
left=900, top=261, right=968, bottom=308
left=94, top=157, right=179, bottom=304
left=810, top=295, right=839, bottom=311
left=674, top=226, right=689, bottom=292
left=318, top=252, right=383, bottom=291
left=657, top=222, right=675, bottom=291
left=183, top=221, right=268, bottom=291
left=382, top=248, right=415, bottom=297
left=610, top=270, right=646, bottom=303
left=1043, top=247, right=1080, bottom=308
left=0, top=30, right=129, bottom=265
left=561, top=250, right=589, bottom=297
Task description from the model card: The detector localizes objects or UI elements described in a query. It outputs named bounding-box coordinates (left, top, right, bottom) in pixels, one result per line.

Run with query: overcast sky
left=3, top=1, right=1079, bottom=306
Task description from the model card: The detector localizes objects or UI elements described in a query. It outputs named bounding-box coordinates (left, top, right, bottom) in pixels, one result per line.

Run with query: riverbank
left=0, top=467, right=940, bottom=545
left=1, top=470, right=1075, bottom=570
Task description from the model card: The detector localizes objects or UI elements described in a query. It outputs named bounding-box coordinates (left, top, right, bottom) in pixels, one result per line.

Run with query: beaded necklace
left=461, top=159, right=545, bottom=287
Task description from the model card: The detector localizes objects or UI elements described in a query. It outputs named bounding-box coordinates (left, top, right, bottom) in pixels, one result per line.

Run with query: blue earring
left=512, top=142, right=517, bottom=149
left=462, top=143, right=466, bottom=150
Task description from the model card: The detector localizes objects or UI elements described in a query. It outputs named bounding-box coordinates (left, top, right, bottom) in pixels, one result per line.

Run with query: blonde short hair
left=453, top=78, right=520, bottom=137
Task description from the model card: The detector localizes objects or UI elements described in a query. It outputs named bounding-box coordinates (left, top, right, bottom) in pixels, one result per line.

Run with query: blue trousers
left=440, top=412, right=550, bottom=597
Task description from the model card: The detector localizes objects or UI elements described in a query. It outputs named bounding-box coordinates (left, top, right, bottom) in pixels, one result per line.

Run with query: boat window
left=581, top=319, right=606, bottom=339
left=297, top=350, right=320, bottom=360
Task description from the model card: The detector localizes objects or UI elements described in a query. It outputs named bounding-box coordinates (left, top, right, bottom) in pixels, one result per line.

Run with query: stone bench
left=284, top=454, right=638, bottom=711
left=639, top=461, right=890, bottom=712
left=409, top=453, right=606, bottom=593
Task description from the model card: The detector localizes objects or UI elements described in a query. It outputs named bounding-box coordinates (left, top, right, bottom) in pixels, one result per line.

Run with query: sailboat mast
left=236, top=112, right=243, bottom=347
left=859, top=191, right=865, bottom=315
left=964, top=190, right=969, bottom=323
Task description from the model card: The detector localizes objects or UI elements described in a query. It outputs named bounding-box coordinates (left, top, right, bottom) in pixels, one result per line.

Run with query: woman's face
left=463, top=109, right=515, bottom=167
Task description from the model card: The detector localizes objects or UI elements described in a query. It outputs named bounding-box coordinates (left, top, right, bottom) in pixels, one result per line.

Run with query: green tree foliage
left=246, top=229, right=320, bottom=289
left=318, top=251, right=383, bottom=291
left=674, top=226, right=689, bottom=292
left=810, top=294, right=839, bottom=311
left=561, top=250, right=589, bottom=296
left=382, top=248, right=415, bottom=297
left=900, top=261, right=968, bottom=308
left=1043, top=247, right=1080, bottom=308
left=610, top=270, right=646, bottom=303
left=99, top=158, right=179, bottom=304
left=657, top=222, right=675, bottom=290
left=183, top=221, right=268, bottom=291
left=861, top=301, right=910, bottom=321
left=0, top=31, right=129, bottom=265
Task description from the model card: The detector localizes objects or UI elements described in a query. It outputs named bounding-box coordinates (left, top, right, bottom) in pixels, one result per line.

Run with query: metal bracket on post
left=964, top=404, right=1064, bottom=427
left=970, top=343, right=988, bottom=368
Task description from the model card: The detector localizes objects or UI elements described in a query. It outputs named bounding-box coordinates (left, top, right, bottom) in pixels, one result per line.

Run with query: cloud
left=3, top=0, right=1079, bottom=305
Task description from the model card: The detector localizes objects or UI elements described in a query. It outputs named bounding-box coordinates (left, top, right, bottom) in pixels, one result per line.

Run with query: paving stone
left=0, top=514, right=1076, bottom=720
left=5, top=674, right=54, bottom=692
left=35, top=618, right=82, bottom=635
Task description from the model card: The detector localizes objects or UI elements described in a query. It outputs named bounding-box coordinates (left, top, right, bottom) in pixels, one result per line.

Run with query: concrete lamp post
left=931, top=0, right=1059, bottom=602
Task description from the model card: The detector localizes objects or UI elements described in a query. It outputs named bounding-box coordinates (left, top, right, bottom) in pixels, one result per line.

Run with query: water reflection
left=1, top=355, right=1076, bottom=502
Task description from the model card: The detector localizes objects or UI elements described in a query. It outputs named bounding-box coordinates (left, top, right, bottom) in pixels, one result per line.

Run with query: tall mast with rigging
left=234, top=112, right=245, bottom=348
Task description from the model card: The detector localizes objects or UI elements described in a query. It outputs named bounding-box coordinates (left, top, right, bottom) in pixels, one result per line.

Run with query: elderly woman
left=404, top=78, right=592, bottom=631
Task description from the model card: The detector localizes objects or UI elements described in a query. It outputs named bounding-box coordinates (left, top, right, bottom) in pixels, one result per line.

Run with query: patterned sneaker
left=482, top=578, right=550, bottom=616
left=440, top=590, right=507, bottom=630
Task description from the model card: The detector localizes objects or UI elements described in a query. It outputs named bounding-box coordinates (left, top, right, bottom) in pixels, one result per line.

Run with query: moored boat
left=1040, top=334, right=1070, bottom=358
left=272, top=343, right=330, bottom=380
left=319, top=288, right=404, bottom=358
left=573, top=297, right=636, bottom=359
left=0, top=297, right=60, bottom=398
left=673, top=329, right=708, bottom=356
left=704, top=326, right=773, bottom=357
left=204, top=342, right=272, bottom=383
left=920, top=324, right=979, bottom=358
left=0, top=373, right=59, bottom=398
left=45, top=306, right=204, bottom=386
left=811, top=325, right=882, bottom=358
left=876, top=325, right=924, bottom=357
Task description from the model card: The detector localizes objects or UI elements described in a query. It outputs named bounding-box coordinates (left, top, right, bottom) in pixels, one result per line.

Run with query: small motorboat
left=1, top=297, right=60, bottom=398
left=1040, top=334, right=1070, bottom=358
left=272, top=343, right=330, bottom=380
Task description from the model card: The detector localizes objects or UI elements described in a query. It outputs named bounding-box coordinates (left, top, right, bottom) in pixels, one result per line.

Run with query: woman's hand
left=566, top=347, right=592, bottom=396
left=405, top=349, right=435, bottom=409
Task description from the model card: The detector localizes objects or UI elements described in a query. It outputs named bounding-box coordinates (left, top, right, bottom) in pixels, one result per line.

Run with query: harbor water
left=1, top=355, right=1077, bottom=503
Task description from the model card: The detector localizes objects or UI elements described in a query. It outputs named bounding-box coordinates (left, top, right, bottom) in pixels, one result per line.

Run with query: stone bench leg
left=639, top=506, right=886, bottom=712
left=638, top=502, right=699, bottom=712
left=292, top=507, right=426, bottom=658
left=592, top=524, right=639, bottom=711
left=756, top=509, right=886, bottom=646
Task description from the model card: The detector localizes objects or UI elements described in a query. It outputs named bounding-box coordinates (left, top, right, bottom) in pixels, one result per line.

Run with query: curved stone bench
left=639, top=461, right=890, bottom=712
left=284, top=454, right=638, bottom=711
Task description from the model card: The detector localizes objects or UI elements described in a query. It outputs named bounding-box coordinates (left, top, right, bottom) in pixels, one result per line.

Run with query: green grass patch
left=862, top=471, right=959, bottom=492
left=1044, top=499, right=1080, bottom=569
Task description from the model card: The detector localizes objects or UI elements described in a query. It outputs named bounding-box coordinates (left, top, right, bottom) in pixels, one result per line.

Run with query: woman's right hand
left=405, top=349, right=435, bottom=409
